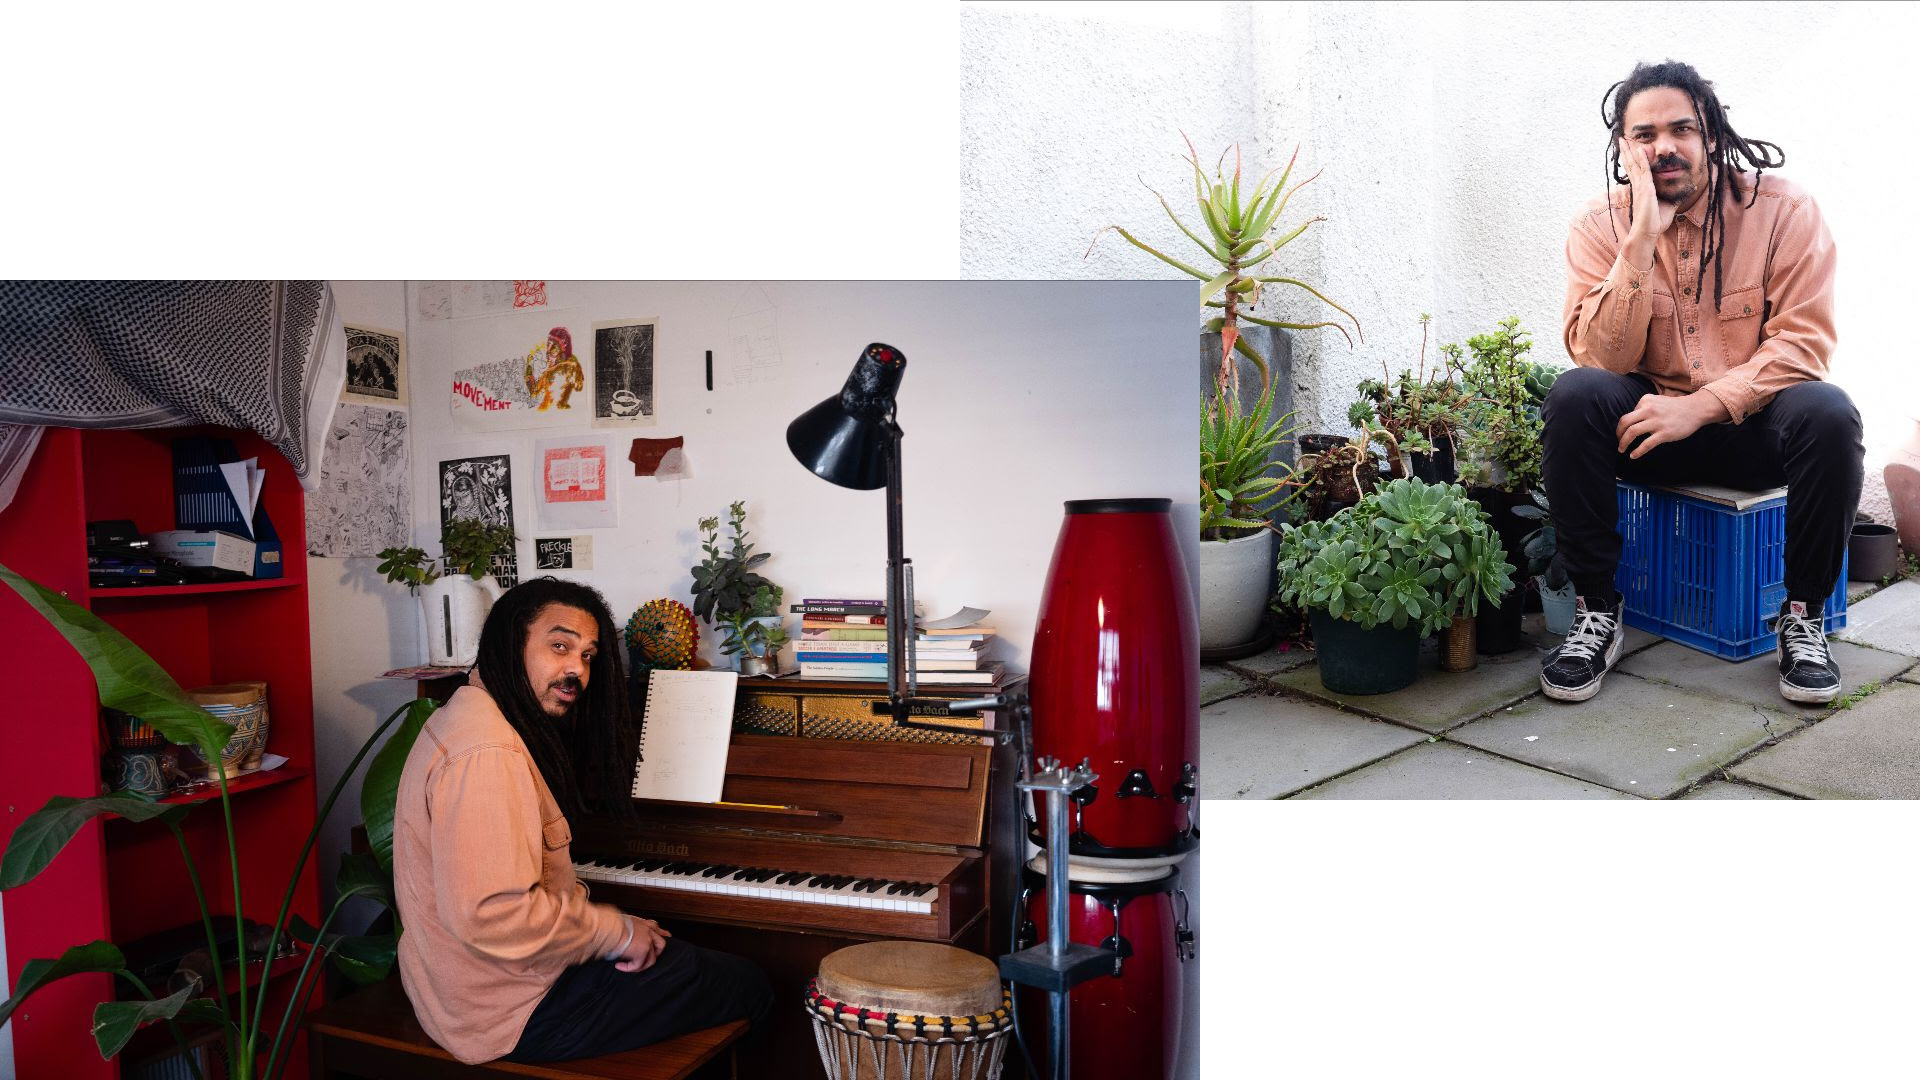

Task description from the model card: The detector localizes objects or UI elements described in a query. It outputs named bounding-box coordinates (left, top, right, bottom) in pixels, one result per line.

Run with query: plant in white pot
left=690, top=501, right=788, bottom=674
left=1198, top=381, right=1300, bottom=655
left=377, top=517, right=516, bottom=666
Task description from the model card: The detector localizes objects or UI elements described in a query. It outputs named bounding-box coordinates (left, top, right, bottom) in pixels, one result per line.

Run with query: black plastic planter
left=1310, top=610, right=1420, bottom=694
left=1407, top=433, right=1456, bottom=484
left=1848, top=522, right=1899, bottom=581
left=1469, top=486, right=1532, bottom=654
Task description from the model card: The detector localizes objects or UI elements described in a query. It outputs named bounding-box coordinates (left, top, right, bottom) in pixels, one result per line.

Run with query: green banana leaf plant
left=1090, top=134, right=1363, bottom=402
left=0, top=561, right=434, bottom=1080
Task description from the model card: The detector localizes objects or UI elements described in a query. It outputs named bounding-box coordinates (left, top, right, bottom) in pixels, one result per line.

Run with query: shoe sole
left=1540, top=628, right=1626, bottom=703
left=1779, top=678, right=1841, bottom=705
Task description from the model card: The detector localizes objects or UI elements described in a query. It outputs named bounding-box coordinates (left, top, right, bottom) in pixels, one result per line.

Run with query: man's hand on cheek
left=1615, top=392, right=1721, bottom=459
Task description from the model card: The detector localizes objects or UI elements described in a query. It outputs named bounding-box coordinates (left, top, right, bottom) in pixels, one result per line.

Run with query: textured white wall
left=309, top=280, right=424, bottom=935
left=963, top=0, right=1919, bottom=519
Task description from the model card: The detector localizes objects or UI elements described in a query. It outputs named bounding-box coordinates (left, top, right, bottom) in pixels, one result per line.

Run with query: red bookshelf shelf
left=87, top=578, right=302, bottom=601
left=101, top=767, right=313, bottom=820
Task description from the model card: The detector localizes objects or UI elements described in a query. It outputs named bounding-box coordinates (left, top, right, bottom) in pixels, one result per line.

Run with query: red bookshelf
left=0, top=426, right=321, bottom=1080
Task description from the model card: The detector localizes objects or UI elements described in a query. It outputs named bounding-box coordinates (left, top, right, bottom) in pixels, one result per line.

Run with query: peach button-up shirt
left=1563, top=171, right=1837, bottom=423
left=393, top=684, right=631, bottom=1063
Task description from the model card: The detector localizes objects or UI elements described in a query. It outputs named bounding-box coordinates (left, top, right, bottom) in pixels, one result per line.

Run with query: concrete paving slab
left=1266, top=640, right=1546, bottom=734
left=1680, top=781, right=1797, bottom=800
left=1227, top=644, right=1316, bottom=677
left=1291, top=741, right=1637, bottom=799
left=1847, top=578, right=1879, bottom=604
left=1617, top=639, right=1914, bottom=718
left=1449, top=674, right=1804, bottom=798
left=1200, top=665, right=1252, bottom=706
left=1728, top=681, right=1920, bottom=799
left=1199, top=693, right=1424, bottom=799
left=1902, top=666, right=1920, bottom=686
left=1834, top=578, right=1920, bottom=657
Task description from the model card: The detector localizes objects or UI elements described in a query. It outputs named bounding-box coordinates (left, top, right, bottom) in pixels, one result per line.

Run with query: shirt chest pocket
left=1716, top=285, right=1764, bottom=353
left=539, top=815, right=572, bottom=888
left=1648, top=289, right=1677, bottom=367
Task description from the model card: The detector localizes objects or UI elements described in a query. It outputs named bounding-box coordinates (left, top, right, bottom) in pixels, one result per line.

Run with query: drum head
left=817, top=941, right=1003, bottom=1018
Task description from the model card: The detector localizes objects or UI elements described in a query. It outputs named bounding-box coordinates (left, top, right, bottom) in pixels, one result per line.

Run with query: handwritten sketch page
left=726, top=284, right=784, bottom=386
left=631, top=669, right=738, bottom=803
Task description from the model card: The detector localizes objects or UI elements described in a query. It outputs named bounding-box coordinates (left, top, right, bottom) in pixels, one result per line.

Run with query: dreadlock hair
left=474, top=576, right=640, bottom=824
left=1601, top=60, right=1785, bottom=311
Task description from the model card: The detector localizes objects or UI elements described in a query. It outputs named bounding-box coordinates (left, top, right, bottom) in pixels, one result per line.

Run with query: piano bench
left=305, top=977, right=745, bottom=1080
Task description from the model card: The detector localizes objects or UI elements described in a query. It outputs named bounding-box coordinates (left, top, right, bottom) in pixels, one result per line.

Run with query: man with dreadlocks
left=1540, top=60, right=1862, bottom=705
left=392, top=577, right=772, bottom=1064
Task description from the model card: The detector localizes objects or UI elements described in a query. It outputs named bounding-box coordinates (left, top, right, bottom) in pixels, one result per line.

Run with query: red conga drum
left=1018, top=861, right=1193, bottom=1080
left=1029, top=498, right=1198, bottom=859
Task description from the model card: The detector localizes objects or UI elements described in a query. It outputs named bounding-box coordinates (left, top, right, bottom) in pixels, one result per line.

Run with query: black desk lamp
left=785, top=342, right=926, bottom=725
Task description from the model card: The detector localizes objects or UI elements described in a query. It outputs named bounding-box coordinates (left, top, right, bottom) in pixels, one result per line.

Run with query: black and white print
left=592, top=318, right=657, bottom=427
left=343, top=325, right=407, bottom=408
left=307, top=405, right=409, bottom=557
left=438, top=453, right=519, bottom=587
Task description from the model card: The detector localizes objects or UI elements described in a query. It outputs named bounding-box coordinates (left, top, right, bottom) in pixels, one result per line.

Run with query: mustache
left=550, top=677, right=583, bottom=693
left=1652, top=155, right=1687, bottom=172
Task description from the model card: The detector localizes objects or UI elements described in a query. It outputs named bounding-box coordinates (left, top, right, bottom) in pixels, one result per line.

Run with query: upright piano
left=572, top=731, right=1018, bottom=1076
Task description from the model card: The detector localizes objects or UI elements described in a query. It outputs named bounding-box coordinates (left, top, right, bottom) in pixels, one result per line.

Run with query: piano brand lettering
left=453, top=380, right=513, bottom=411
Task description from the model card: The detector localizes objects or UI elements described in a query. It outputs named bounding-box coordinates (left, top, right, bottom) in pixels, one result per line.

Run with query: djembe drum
left=806, top=941, right=1012, bottom=1080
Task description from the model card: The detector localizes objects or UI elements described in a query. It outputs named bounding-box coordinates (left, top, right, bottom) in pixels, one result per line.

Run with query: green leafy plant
left=1201, top=380, right=1301, bottom=538
left=0, top=561, right=433, bottom=1079
left=1510, top=488, right=1567, bottom=587
left=1347, top=314, right=1476, bottom=476
left=440, top=518, right=517, bottom=579
left=1455, top=317, right=1552, bottom=493
left=1834, top=680, right=1883, bottom=710
left=1091, top=135, right=1362, bottom=401
left=691, top=501, right=785, bottom=657
left=1273, top=477, right=1515, bottom=635
left=374, top=546, right=437, bottom=591
left=376, top=519, right=516, bottom=591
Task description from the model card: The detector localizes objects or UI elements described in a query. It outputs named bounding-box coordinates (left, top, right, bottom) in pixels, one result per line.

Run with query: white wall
left=309, top=280, right=423, bottom=932
left=962, top=0, right=1920, bottom=520
left=310, top=279, right=1201, bottom=1076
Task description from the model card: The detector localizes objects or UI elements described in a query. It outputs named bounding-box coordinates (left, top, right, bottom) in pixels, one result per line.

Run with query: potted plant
left=1198, top=381, right=1301, bottom=655
left=377, top=517, right=516, bottom=667
left=1454, top=317, right=1550, bottom=653
left=1299, top=421, right=1396, bottom=520
left=1274, top=477, right=1515, bottom=694
left=1347, top=314, right=1475, bottom=483
left=1512, top=489, right=1577, bottom=634
left=690, top=500, right=787, bottom=671
left=0, top=561, right=435, bottom=1080
left=1092, top=135, right=1363, bottom=405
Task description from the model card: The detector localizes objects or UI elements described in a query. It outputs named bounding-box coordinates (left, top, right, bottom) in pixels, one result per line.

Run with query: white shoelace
left=1778, top=611, right=1831, bottom=667
left=1558, top=608, right=1618, bottom=661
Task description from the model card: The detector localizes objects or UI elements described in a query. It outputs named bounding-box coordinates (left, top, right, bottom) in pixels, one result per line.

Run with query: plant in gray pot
left=1275, top=477, right=1515, bottom=695
left=1199, top=381, right=1300, bottom=657
left=1455, top=317, right=1552, bottom=654
left=1512, top=489, right=1576, bottom=634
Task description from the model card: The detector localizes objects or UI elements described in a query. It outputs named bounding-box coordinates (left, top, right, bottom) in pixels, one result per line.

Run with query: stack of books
left=793, top=598, right=1003, bottom=686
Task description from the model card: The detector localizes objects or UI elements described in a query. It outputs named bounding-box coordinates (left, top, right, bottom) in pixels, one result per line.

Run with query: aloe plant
left=1201, top=380, right=1301, bottom=538
left=1273, top=477, right=1515, bottom=635
left=1090, top=134, right=1363, bottom=401
left=0, top=561, right=433, bottom=1079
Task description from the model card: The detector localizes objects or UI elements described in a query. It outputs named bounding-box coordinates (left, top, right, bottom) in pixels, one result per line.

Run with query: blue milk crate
left=1614, top=481, right=1846, bottom=660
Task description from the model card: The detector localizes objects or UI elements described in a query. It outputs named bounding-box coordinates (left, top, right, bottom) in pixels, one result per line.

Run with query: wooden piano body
left=573, top=732, right=1019, bottom=1077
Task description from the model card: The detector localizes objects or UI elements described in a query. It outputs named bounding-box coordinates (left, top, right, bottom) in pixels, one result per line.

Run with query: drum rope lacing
left=805, top=980, right=1013, bottom=1080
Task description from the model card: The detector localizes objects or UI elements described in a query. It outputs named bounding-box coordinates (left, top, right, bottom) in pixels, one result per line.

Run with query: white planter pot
left=421, top=574, right=505, bottom=666
left=1198, top=529, right=1275, bottom=651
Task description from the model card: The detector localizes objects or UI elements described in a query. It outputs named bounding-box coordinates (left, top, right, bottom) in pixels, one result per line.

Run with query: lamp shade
left=785, top=342, right=907, bottom=490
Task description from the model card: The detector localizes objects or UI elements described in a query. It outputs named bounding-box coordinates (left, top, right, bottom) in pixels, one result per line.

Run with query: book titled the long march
left=630, top=669, right=738, bottom=803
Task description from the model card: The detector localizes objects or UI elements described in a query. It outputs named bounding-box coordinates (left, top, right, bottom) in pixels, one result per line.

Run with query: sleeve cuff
left=1701, top=380, right=1749, bottom=425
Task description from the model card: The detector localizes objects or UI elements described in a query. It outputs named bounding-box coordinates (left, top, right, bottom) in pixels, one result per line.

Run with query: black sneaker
left=1776, top=599, right=1841, bottom=704
left=1540, top=594, right=1626, bottom=702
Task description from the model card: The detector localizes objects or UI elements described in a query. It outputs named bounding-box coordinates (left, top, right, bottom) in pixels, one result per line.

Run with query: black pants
left=1540, top=367, right=1863, bottom=604
left=505, top=940, right=774, bottom=1063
